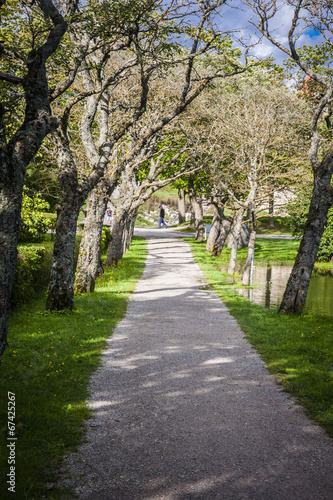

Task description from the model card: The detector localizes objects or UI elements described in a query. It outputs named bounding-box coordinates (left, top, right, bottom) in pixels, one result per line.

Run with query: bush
left=11, top=246, right=52, bottom=305
left=286, top=185, right=333, bottom=262
left=101, top=226, right=112, bottom=253
left=317, top=209, right=333, bottom=262
left=20, top=188, right=53, bottom=242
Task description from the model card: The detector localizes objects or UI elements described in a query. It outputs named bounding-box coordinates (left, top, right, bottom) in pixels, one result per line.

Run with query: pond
left=236, top=264, right=333, bottom=315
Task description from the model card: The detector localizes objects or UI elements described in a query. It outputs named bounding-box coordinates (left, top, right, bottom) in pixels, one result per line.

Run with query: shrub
left=11, top=246, right=51, bottom=305
left=20, top=188, right=53, bottom=242
left=286, top=185, right=333, bottom=262
left=101, top=226, right=112, bottom=253
left=317, top=209, right=333, bottom=262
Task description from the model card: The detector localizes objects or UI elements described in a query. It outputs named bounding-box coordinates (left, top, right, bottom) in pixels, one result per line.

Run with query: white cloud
left=217, top=1, right=324, bottom=66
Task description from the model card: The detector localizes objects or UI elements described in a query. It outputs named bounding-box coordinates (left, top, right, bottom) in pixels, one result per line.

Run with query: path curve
left=61, top=229, right=333, bottom=499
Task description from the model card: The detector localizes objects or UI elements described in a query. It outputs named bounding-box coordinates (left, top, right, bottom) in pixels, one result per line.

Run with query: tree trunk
left=105, top=207, right=127, bottom=267
left=265, top=265, right=272, bottom=309
left=206, top=202, right=224, bottom=252
left=227, top=208, right=245, bottom=275
left=0, top=2, right=68, bottom=361
left=211, top=218, right=231, bottom=257
left=178, top=188, right=186, bottom=224
left=46, top=192, right=82, bottom=310
left=123, top=209, right=137, bottom=253
left=188, top=177, right=204, bottom=241
left=268, top=190, right=275, bottom=228
left=189, top=207, right=195, bottom=228
left=195, top=201, right=204, bottom=242
left=279, top=156, right=333, bottom=314
left=46, top=136, right=85, bottom=310
left=74, top=183, right=109, bottom=294
left=0, top=169, right=24, bottom=360
left=242, top=210, right=257, bottom=286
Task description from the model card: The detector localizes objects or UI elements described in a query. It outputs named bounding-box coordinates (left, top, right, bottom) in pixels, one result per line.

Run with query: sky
left=215, top=1, right=322, bottom=67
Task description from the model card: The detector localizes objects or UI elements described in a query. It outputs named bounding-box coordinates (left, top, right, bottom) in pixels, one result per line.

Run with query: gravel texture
left=60, top=229, right=333, bottom=499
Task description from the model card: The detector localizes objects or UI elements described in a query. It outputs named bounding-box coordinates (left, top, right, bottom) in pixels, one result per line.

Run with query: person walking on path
left=158, top=204, right=168, bottom=228
left=60, top=228, right=333, bottom=500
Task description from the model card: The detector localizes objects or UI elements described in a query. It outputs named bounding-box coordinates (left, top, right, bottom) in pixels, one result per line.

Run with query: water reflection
left=236, top=264, right=333, bottom=315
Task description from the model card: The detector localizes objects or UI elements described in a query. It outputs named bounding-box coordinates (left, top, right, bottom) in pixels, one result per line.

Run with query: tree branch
left=0, top=71, right=23, bottom=85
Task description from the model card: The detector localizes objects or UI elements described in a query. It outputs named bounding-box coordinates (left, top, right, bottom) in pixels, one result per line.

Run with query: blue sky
left=215, top=1, right=322, bottom=66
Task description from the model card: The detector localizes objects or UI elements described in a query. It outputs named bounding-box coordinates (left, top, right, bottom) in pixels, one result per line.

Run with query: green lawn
left=174, top=215, right=292, bottom=236
left=213, top=236, right=301, bottom=265
left=0, top=237, right=147, bottom=499
left=256, top=216, right=292, bottom=235
left=186, top=238, right=333, bottom=438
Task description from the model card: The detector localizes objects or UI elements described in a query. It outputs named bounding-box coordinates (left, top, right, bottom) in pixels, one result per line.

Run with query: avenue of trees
left=1, top=0, right=333, bottom=362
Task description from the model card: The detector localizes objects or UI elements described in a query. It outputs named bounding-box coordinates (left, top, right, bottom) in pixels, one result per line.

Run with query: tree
left=104, top=145, right=198, bottom=267
left=46, top=0, right=160, bottom=310
left=188, top=175, right=205, bottom=241
left=205, top=191, right=229, bottom=253
left=192, top=70, right=310, bottom=278
left=60, top=5, right=250, bottom=302
left=0, top=0, right=73, bottom=362
left=75, top=115, right=202, bottom=291
left=246, top=0, right=333, bottom=313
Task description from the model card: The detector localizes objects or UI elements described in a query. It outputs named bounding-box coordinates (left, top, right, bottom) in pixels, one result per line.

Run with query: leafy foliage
left=286, top=185, right=333, bottom=262
left=317, top=210, right=333, bottom=262
left=11, top=245, right=51, bottom=305
left=20, top=188, right=52, bottom=242
left=101, top=226, right=112, bottom=253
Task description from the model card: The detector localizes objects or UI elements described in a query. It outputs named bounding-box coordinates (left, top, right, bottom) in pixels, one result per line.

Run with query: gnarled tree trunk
left=211, top=218, right=231, bottom=257
left=105, top=206, right=127, bottom=267
left=0, top=0, right=68, bottom=361
left=206, top=201, right=225, bottom=252
left=74, top=182, right=109, bottom=294
left=242, top=209, right=257, bottom=286
left=0, top=163, right=24, bottom=360
left=178, top=188, right=186, bottom=224
left=189, top=207, right=195, bottom=228
left=268, top=190, right=275, bottom=228
left=279, top=155, right=333, bottom=313
left=46, top=136, right=85, bottom=310
left=46, top=193, right=82, bottom=310
left=227, top=208, right=245, bottom=275
left=188, top=177, right=204, bottom=242
left=123, top=209, right=138, bottom=253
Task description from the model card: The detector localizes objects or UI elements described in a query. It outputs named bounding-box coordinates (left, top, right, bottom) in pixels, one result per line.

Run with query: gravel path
left=61, top=229, right=333, bottom=499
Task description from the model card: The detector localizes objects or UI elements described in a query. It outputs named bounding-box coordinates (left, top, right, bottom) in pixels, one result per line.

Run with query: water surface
left=236, top=264, right=333, bottom=315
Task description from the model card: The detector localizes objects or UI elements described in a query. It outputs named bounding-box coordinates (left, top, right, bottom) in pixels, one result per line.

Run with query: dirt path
left=61, top=229, right=333, bottom=499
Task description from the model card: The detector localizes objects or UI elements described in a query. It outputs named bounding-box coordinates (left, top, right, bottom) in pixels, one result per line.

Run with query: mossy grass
left=186, top=238, right=333, bottom=438
left=0, top=236, right=147, bottom=499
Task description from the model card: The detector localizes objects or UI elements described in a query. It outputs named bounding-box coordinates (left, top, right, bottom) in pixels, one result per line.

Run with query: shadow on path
left=61, top=229, right=333, bottom=500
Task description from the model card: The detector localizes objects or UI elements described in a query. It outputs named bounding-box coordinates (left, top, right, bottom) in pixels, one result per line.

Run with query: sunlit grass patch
left=0, top=236, right=147, bottom=499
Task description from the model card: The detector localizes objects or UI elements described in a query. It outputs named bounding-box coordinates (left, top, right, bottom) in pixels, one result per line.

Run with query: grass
left=186, top=237, right=333, bottom=438
left=0, top=236, right=147, bottom=499
left=256, top=216, right=292, bottom=235
left=174, top=216, right=214, bottom=233
left=213, top=236, right=301, bottom=265
left=135, top=214, right=156, bottom=228
left=175, top=215, right=292, bottom=236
